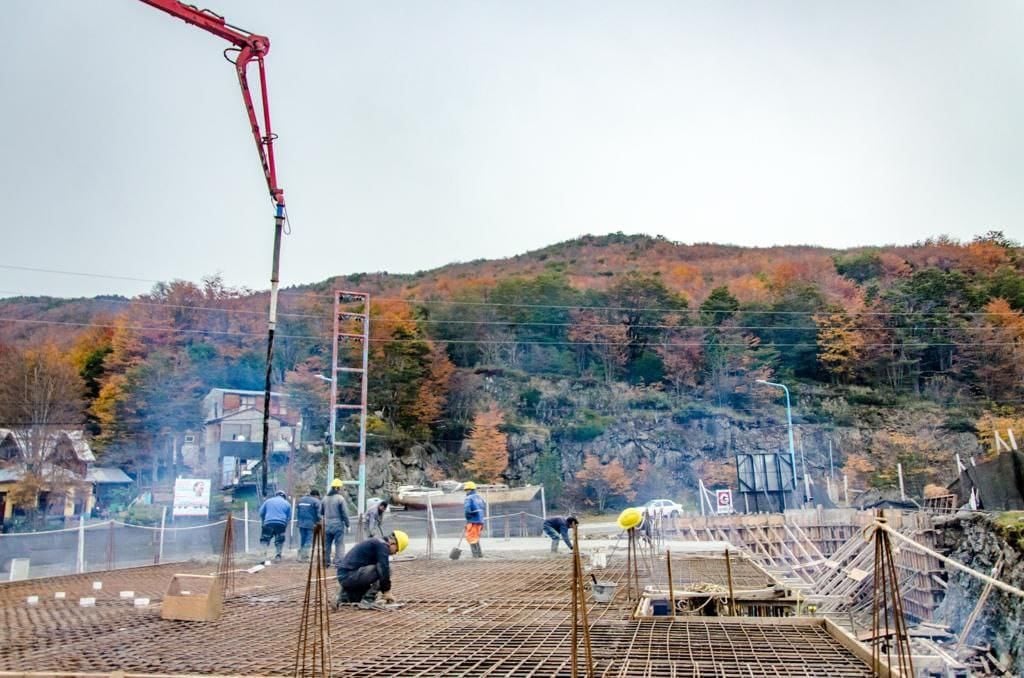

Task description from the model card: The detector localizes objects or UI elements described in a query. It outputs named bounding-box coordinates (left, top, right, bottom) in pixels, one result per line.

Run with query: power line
left=2, top=283, right=1008, bottom=331
left=4, top=262, right=1023, bottom=317
left=4, top=316, right=1023, bottom=349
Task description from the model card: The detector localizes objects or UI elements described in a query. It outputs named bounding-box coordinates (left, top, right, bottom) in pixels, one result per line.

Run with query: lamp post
left=314, top=374, right=337, bottom=490
left=756, top=379, right=799, bottom=509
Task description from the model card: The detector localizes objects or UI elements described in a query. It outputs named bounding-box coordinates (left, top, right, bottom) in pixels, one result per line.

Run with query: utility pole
left=756, top=380, right=798, bottom=509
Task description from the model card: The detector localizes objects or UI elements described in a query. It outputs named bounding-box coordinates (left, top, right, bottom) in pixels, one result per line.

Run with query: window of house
left=0, top=438, right=19, bottom=461
left=222, top=424, right=251, bottom=441
left=240, top=396, right=256, bottom=408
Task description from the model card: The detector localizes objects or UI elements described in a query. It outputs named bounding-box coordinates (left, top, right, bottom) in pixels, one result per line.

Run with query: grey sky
left=2, top=1, right=1022, bottom=299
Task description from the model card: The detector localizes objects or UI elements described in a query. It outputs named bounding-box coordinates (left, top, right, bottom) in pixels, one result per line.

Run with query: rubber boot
left=470, top=542, right=483, bottom=559
left=550, top=540, right=559, bottom=553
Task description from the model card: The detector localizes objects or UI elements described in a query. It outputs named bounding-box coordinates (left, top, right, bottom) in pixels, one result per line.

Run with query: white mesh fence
left=0, top=492, right=553, bottom=579
left=0, top=516, right=252, bottom=580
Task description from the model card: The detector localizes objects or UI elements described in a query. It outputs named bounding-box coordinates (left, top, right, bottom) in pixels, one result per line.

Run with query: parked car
left=638, top=498, right=683, bottom=518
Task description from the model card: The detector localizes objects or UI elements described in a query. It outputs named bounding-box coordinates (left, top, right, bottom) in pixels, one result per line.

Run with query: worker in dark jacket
left=543, top=515, right=579, bottom=553
left=258, top=490, right=291, bottom=560
left=320, top=479, right=351, bottom=567
left=335, top=530, right=409, bottom=609
left=296, top=489, right=322, bottom=562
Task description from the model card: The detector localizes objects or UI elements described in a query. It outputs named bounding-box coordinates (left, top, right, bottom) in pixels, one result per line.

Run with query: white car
left=639, top=499, right=683, bottom=519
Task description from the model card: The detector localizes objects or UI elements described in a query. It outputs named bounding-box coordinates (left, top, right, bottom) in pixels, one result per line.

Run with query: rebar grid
left=668, top=553, right=773, bottom=590
left=1, top=557, right=873, bottom=677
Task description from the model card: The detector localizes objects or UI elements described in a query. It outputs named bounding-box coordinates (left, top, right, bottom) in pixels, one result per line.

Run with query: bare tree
left=0, top=344, right=87, bottom=518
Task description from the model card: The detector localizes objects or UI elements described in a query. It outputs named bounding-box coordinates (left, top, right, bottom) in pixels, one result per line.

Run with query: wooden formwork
left=666, top=509, right=947, bottom=621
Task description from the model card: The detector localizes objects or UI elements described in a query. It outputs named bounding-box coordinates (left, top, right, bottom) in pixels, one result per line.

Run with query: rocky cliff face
left=334, top=390, right=983, bottom=504
left=933, top=513, right=1024, bottom=675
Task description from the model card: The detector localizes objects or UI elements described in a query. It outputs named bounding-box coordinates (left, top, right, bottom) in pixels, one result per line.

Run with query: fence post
left=540, top=486, right=547, bottom=521
left=426, top=511, right=433, bottom=560
left=244, top=503, right=250, bottom=554
left=484, top=492, right=491, bottom=538
left=520, top=511, right=526, bottom=538
left=290, top=497, right=297, bottom=550
left=106, top=520, right=115, bottom=570
left=504, top=514, right=510, bottom=542
left=158, top=506, right=167, bottom=564
left=76, top=514, right=86, bottom=574
left=425, top=493, right=434, bottom=561
left=427, top=494, right=438, bottom=540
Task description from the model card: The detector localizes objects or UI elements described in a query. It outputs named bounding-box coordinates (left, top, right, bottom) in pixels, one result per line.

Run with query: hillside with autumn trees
left=1, top=231, right=1023, bottom=512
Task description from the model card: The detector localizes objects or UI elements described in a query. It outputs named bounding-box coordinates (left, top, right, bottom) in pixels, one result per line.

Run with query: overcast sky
left=2, top=1, right=1022, bottom=299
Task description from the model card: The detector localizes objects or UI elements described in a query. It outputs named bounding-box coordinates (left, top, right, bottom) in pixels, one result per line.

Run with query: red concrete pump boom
left=137, top=0, right=283, bottom=205
left=137, top=0, right=286, bottom=495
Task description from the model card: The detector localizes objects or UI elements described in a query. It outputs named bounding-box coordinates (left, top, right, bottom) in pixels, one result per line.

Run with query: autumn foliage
left=464, top=404, right=509, bottom=483
left=574, top=455, right=636, bottom=512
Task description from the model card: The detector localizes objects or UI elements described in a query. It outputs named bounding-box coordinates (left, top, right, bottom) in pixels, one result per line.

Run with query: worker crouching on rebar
left=335, top=530, right=409, bottom=609
left=463, top=481, right=486, bottom=558
left=543, top=515, right=579, bottom=553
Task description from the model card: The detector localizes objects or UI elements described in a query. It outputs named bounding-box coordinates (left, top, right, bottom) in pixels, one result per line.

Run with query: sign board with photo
left=173, top=478, right=211, bottom=517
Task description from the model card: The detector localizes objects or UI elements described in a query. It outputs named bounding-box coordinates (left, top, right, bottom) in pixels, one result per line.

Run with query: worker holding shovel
left=462, top=481, right=487, bottom=558
left=543, top=515, right=579, bottom=553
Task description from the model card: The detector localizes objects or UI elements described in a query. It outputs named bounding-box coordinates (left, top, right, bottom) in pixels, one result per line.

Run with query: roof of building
left=204, top=407, right=294, bottom=425
left=85, top=467, right=133, bottom=484
left=0, top=429, right=94, bottom=462
left=205, top=388, right=289, bottom=398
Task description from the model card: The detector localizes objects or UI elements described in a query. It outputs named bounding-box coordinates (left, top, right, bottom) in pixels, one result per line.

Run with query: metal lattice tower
left=328, top=290, right=370, bottom=529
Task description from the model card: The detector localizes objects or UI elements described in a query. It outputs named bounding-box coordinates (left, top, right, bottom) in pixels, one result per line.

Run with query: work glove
left=381, top=592, right=395, bottom=604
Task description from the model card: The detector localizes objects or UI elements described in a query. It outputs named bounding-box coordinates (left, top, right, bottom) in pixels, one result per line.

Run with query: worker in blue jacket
left=543, top=515, right=579, bottom=553
left=463, top=481, right=487, bottom=558
left=258, top=490, right=292, bottom=560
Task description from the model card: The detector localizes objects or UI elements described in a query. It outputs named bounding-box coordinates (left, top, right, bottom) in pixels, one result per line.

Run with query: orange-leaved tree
left=574, top=454, right=635, bottom=512
left=464, top=404, right=508, bottom=483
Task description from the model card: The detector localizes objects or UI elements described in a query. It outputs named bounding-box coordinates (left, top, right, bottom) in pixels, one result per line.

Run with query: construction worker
left=258, top=490, right=291, bottom=560
left=542, top=515, right=579, bottom=553
left=335, top=530, right=409, bottom=609
left=296, top=488, right=322, bottom=562
left=463, top=481, right=486, bottom=558
left=364, top=498, right=388, bottom=538
left=321, top=478, right=350, bottom=567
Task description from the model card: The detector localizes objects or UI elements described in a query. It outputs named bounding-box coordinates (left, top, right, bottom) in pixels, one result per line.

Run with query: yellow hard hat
left=331, top=478, right=343, bottom=488
left=463, top=481, right=477, bottom=491
left=617, top=507, right=643, bottom=531
left=391, top=530, right=409, bottom=553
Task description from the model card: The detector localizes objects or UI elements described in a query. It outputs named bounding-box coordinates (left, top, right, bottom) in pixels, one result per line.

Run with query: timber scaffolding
left=0, top=555, right=892, bottom=677
left=658, top=508, right=947, bottom=622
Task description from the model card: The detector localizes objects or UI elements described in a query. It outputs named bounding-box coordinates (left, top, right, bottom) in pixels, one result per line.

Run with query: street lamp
left=314, top=374, right=337, bottom=489
left=755, top=379, right=799, bottom=508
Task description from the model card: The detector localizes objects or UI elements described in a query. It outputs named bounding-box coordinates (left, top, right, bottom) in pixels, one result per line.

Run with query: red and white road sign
left=715, top=489, right=733, bottom=514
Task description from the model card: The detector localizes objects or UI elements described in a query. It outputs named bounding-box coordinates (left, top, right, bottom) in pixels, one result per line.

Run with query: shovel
left=449, top=535, right=465, bottom=560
